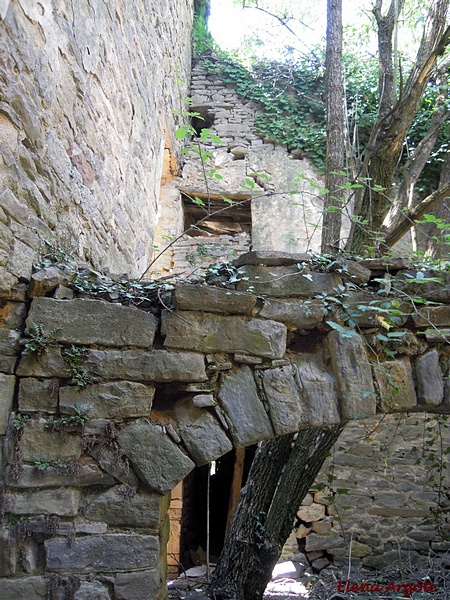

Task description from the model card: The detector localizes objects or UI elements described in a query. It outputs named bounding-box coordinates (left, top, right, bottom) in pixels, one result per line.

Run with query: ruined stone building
left=0, top=2, right=450, bottom=599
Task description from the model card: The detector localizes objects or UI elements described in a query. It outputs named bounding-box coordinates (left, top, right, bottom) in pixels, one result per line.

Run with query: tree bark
left=208, top=425, right=344, bottom=600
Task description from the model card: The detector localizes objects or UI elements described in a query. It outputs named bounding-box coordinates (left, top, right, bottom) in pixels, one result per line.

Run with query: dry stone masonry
left=1, top=252, right=450, bottom=597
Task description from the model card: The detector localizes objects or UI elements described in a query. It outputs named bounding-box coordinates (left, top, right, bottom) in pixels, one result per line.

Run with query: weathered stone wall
left=1, top=253, right=450, bottom=596
left=0, top=0, right=193, bottom=290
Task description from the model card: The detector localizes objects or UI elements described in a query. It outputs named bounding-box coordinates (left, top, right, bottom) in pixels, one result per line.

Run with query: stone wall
left=0, top=0, right=193, bottom=290
left=1, top=253, right=450, bottom=596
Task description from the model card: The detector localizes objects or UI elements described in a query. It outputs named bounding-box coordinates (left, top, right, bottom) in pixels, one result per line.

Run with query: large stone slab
left=60, top=381, right=155, bottom=419
left=218, top=366, right=274, bottom=446
left=6, top=488, right=80, bottom=516
left=20, top=417, right=83, bottom=462
left=258, top=299, right=325, bottom=330
left=415, top=350, right=443, bottom=405
left=162, top=310, right=287, bottom=359
left=260, top=366, right=306, bottom=435
left=87, top=349, right=208, bottom=382
left=84, top=486, right=166, bottom=527
left=236, top=265, right=342, bottom=298
left=18, top=378, right=59, bottom=413
left=5, top=460, right=115, bottom=488
left=0, top=576, right=47, bottom=598
left=45, top=534, right=159, bottom=573
left=374, top=359, right=417, bottom=411
left=174, top=283, right=257, bottom=314
left=118, top=421, right=195, bottom=494
left=412, top=305, right=450, bottom=328
left=174, top=397, right=233, bottom=465
left=233, top=250, right=311, bottom=267
left=26, top=297, right=157, bottom=348
left=115, top=569, right=162, bottom=600
left=325, top=331, right=376, bottom=420
left=0, top=373, right=15, bottom=435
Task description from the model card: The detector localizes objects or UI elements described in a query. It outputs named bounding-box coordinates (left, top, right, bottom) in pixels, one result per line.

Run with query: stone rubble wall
left=1, top=253, right=450, bottom=596
left=0, top=0, right=193, bottom=291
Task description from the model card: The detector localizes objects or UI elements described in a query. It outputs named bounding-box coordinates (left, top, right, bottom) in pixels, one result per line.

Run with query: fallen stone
left=6, top=488, right=80, bottom=516
left=374, top=358, right=417, bottom=411
left=28, top=266, right=73, bottom=297
left=0, top=373, right=15, bottom=435
left=26, top=297, right=157, bottom=348
left=118, top=420, right=195, bottom=494
left=45, top=533, right=159, bottom=573
left=115, top=569, right=162, bottom=600
left=415, top=350, right=443, bottom=405
left=218, top=366, right=274, bottom=446
left=173, top=283, right=256, bottom=314
left=87, top=349, right=208, bottom=382
left=258, top=298, right=325, bottom=329
left=174, top=397, right=232, bottom=465
left=20, top=417, right=83, bottom=463
left=233, top=251, right=311, bottom=267
left=162, top=310, right=287, bottom=358
left=18, top=378, right=59, bottom=413
left=236, top=265, right=342, bottom=298
left=60, top=381, right=155, bottom=419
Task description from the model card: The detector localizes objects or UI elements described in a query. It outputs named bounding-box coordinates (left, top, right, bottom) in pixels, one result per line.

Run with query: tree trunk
left=208, top=425, right=344, bottom=600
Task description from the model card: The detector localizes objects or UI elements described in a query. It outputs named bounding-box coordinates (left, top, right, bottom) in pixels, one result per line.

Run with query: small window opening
left=191, top=106, right=215, bottom=136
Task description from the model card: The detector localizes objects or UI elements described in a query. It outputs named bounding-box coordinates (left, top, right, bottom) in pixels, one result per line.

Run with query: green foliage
left=23, top=323, right=59, bottom=358
left=12, top=414, right=30, bottom=431
left=193, top=0, right=213, bottom=56
left=62, top=345, right=92, bottom=388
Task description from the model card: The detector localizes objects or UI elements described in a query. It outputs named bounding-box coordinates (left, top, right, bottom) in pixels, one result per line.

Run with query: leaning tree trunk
left=208, top=425, right=344, bottom=600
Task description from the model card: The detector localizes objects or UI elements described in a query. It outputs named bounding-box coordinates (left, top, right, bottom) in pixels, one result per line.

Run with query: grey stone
left=0, top=328, right=20, bottom=355
left=236, top=265, right=342, bottom=298
left=162, top=310, right=287, bottom=359
left=0, top=355, right=17, bottom=374
left=84, top=486, right=166, bottom=527
left=60, top=381, right=155, bottom=419
left=75, top=581, right=111, bottom=600
left=173, top=283, right=256, bottom=314
left=358, top=257, right=410, bottom=272
left=5, top=460, right=115, bottom=488
left=118, top=421, right=195, bottom=495
left=325, top=331, right=376, bottom=420
left=45, top=534, right=159, bottom=573
left=0, top=373, right=15, bottom=435
left=234, top=353, right=263, bottom=364
left=412, top=305, right=450, bottom=327
left=305, top=533, right=345, bottom=551
left=174, top=397, right=232, bottom=465
left=115, top=569, right=162, bottom=600
left=89, top=445, right=140, bottom=488
left=344, top=294, right=411, bottom=328
left=87, top=349, right=208, bottom=382
left=28, top=266, right=73, bottom=297
left=20, top=417, right=83, bottom=463
left=328, top=259, right=371, bottom=283
left=232, top=251, right=311, bottom=267
left=0, top=528, right=16, bottom=576
left=259, top=298, right=325, bottom=329
left=16, top=347, right=69, bottom=377
left=374, top=358, right=417, bottom=411
left=415, top=350, right=443, bottom=405
left=261, top=366, right=306, bottom=435
left=53, top=284, right=74, bottom=299
left=6, top=488, right=80, bottom=516
left=0, top=576, right=47, bottom=598
left=26, top=297, right=157, bottom=348
left=18, top=378, right=59, bottom=413
left=192, top=394, right=216, bottom=407
left=218, top=366, right=274, bottom=446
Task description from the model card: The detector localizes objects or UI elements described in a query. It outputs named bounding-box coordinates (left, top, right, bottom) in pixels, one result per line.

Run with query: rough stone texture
left=19, top=417, right=82, bottom=463
left=258, top=298, right=325, bottom=329
left=325, top=331, right=376, bottom=420
left=26, top=297, right=157, bottom=348
left=415, top=350, right=443, bottom=405
left=0, top=373, right=15, bottom=434
left=0, top=328, right=20, bottom=373
left=118, top=421, right=195, bottom=495
left=84, top=486, right=166, bottom=527
left=28, top=266, right=73, bottom=297
left=260, top=366, right=306, bottom=435
left=374, top=359, right=417, bottom=411
left=0, top=528, right=16, bottom=576
left=16, top=346, right=70, bottom=377
left=412, top=305, right=450, bottom=327
left=6, top=488, right=80, bottom=516
left=233, top=251, right=311, bottom=267
left=0, top=576, right=47, bottom=598
left=115, top=569, right=162, bottom=600
left=305, top=533, right=345, bottom=552
left=89, top=445, right=140, bottom=488
left=174, top=397, right=233, bottom=465
left=218, top=366, right=274, bottom=446
left=74, top=581, right=111, bottom=600
left=297, top=503, right=326, bottom=522
left=0, top=301, right=26, bottom=328
left=18, top=377, right=59, bottom=413
left=174, top=283, right=257, bottom=314
left=87, top=349, right=208, bottom=382
left=236, top=266, right=342, bottom=298
left=60, top=381, right=155, bottom=419
left=162, top=310, right=287, bottom=358
left=45, top=534, right=159, bottom=573
left=5, top=461, right=115, bottom=488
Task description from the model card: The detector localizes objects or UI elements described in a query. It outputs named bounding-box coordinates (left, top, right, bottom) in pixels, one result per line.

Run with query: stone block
left=412, top=305, right=450, bottom=327
left=325, top=331, right=376, bottom=420
left=20, top=417, right=83, bottom=462
left=174, top=397, right=232, bottom=465
left=5, top=460, right=115, bottom=488
left=60, top=381, right=155, bottom=419
left=258, top=299, right=324, bottom=330
left=26, top=297, right=157, bottom=348
left=305, top=533, right=345, bottom=552
left=18, top=378, right=59, bottom=413
left=0, top=373, right=15, bottom=435
left=415, top=350, right=443, bottom=405
left=232, top=251, right=311, bottom=267
left=28, top=266, right=74, bottom=297
left=328, top=259, right=371, bottom=284
left=173, top=283, right=256, bottom=314
left=87, top=349, right=208, bottom=382
left=118, top=421, right=195, bottom=495
left=0, top=528, right=17, bottom=576
left=0, top=301, right=26, bottom=328
left=115, top=569, right=162, bottom=600
left=218, top=366, right=273, bottom=446
left=89, top=445, right=140, bottom=488
left=236, top=265, right=342, bottom=298
left=17, top=347, right=69, bottom=377
left=261, top=366, right=306, bottom=435
left=162, top=310, right=286, bottom=359
left=0, top=328, right=20, bottom=355
left=374, top=358, right=417, bottom=411
left=297, top=503, right=326, bottom=522
left=6, top=488, right=80, bottom=516
left=0, top=576, right=47, bottom=598
left=74, top=581, right=111, bottom=599
left=45, top=534, right=159, bottom=573
left=85, top=486, right=166, bottom=527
